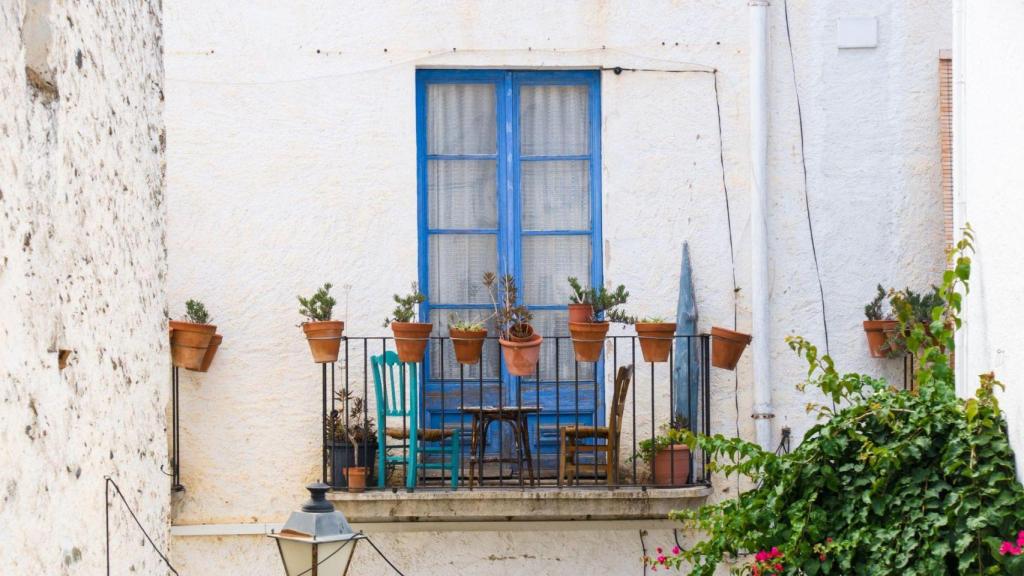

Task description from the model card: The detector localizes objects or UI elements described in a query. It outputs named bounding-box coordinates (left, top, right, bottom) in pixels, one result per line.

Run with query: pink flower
left=755, top=550, right=769, bottom=562
left=656, top=555, right=666, bottom=564
left=672, top=546, right=681, bottom=555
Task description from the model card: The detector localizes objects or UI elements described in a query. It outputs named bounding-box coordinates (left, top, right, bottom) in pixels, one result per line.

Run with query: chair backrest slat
left=371, top=351, right=417, bottom=420
left=608, top=365, right=633, bottom=452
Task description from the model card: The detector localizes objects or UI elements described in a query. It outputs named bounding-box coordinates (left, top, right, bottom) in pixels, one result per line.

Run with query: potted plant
left=448, top=313, right=487, bottom=365
left=299, top=283, right=344, bottom=364
left=635, top=423, right=690, bottom=487
left=169, top=300, right=218, bottom=371
left=326, top=389, right=377, bottom=492
left=863, top=284, right=900, bottom=358
left=889, top=285, right=945, bottom=352
left=385, top=283, right=431, bottom=363
left=485, top=272, right=542, bottom=376
left=566, top=277, right=629, bottom=363
left=633, top=316, right=677, bottom=363
left=710, top=326, right=752, bottom=370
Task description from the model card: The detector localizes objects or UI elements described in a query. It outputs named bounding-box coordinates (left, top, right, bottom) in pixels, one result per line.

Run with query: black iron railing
left=319, top=334, right=711, bottom=491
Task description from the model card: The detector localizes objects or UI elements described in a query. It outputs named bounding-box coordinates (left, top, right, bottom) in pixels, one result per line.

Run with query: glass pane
left=521, top=235, right=591, bottom=306
left=520, top=85, right=589, bottom=156
left=428, top=160, right=498, bottom=229
left=521, top=160, right=589, bottom=231
left=529, top=310, right=594, bottom=380
left=428, top=83, right=497, bottom=155
left=428, top=308, right=500, bottom=381
left=428, top=235, right=497, bottom=305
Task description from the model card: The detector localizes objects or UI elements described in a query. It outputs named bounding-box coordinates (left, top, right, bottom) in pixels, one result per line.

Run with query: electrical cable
left=782, top=0, right=830, bottom=357
left=105, top=476, right=179, bottom=576
left=365, top=535, right=408, bottom=575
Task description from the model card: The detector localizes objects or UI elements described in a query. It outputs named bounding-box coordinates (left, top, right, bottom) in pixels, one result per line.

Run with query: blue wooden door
left=417, top=70, right=602, bottom=476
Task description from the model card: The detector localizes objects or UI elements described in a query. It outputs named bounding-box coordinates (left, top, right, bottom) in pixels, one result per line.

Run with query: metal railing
left=319, top=334, right=711, bottom=492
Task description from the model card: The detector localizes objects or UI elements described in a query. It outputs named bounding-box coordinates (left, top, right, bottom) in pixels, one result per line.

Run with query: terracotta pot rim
left=635, top=322, right=676, bottom=329
left=499, top=334, right=543, bottom=349
left=657, top=444, right=691, bottom=453
left=449, top=328, right=488, bottom=339
left=863, top=319, right=899, bottom=330
left=169, top=321, right=217, bottom=332
left=710, top=326, right=752, bottom=344
left=568, top=320, right=610, bottom=328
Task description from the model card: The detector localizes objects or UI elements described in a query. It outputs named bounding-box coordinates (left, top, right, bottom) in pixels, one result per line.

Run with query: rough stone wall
left=0, top=1, right=167, bottom=574
left=163, top=0, right=949, bottom=573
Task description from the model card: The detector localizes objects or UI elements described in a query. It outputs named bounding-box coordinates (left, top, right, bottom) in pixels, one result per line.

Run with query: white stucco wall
left=954, top=0, right=1024, bottom=479
left=164, top=1, right=949, bottom=573
left=0, top=1, right=168, bottom=574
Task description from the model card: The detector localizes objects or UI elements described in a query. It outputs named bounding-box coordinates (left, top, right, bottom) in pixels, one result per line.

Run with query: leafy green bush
left=384, top=283, right=425, bottom=326
left=567, top=276, right=630, bottom=322
left=298, top=283, right=336, bottom=322
left=184, top=299, right=211, bottom=324
left=652, top=227, right=1024, bottom=575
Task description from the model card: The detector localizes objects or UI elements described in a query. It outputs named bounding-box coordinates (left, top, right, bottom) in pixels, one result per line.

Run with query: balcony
left=317, top=334, right=711, bottom=505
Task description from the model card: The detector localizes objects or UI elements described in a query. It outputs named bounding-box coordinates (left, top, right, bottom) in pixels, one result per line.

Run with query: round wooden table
left=462, top=405, right=541, bottom=488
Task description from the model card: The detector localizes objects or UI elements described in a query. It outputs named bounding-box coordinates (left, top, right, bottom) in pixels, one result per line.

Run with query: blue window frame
left=416, top=70, right=602, bottom=470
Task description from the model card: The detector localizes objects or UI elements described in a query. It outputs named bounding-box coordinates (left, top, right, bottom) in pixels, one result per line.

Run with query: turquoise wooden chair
left=371, top=351, right=460, bottom=490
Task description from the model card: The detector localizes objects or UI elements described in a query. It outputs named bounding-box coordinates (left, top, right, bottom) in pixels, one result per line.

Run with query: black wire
left=712, top=69, right=744, bottom=496
left=105, top=477, right=179, bottom=575
left=365, top=535, right=408, bottom=575
left=782, top=0, right=830, bottom=358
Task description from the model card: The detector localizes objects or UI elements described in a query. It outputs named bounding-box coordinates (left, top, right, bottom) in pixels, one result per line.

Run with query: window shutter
left=940, top=52, right=953, bottom=252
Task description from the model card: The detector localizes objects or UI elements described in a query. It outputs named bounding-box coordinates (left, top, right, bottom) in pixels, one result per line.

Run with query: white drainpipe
left=750, top=0, right=774, bottom=450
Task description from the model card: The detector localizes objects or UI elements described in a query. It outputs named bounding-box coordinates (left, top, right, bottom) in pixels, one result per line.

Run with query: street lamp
left=269, top=482, right=366, bottom=576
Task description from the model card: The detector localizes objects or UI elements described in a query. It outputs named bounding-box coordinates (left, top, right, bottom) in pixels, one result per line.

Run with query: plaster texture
left=0, top=0, right=167, bottom=574
left=163, top=0, right=950, bottom=572
left=954, top=0, right=1024, bottom=479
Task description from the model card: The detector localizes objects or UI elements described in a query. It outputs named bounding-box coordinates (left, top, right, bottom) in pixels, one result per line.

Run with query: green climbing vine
left=648, top=226, right=1024, bottom=575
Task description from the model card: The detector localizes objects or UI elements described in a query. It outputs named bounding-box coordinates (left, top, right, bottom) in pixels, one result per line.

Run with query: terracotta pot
left=863, top=320, right=900, bottom=358
left=568, top=303, right=595, bottom=324
left=449, top=328, right=487, bottom=365
left=303, top=320, right=344, bottom=363
left=652, top=444, right=691, bottom=487
left=390, top=322, right=433, bottom=363
left=169, top=320, right=217, bottom=370
left=568, top=321, right=609, bottom=362
left=499, top=333, right=543, bottom=376
left=636, top=322, right=677, bottom=363
left=343, top=467, right=367, bottom=493
left=711, top=326, right=752, bottom=370
left=189, top=334, right=223, bottom=373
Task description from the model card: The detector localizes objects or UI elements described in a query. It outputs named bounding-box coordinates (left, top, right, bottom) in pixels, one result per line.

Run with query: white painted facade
left=953, top=0, right=1024, bottom=479
left=0, top=1, right=167, bottom=574
left=161, top=2, right=952, bottom=573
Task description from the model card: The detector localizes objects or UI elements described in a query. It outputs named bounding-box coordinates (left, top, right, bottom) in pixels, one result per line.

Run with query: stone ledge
left=326, top=485, right=711, bottom=523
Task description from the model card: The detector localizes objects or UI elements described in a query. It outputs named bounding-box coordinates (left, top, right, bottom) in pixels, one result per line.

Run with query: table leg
left=518, top=414, right=535, bottom=486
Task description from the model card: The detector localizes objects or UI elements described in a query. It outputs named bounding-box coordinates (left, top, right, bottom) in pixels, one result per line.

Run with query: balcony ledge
left=326, top=485, right=712, bottom=523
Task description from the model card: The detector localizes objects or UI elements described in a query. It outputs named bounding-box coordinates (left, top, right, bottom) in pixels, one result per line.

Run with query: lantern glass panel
left=277, top=538, right=357, bottom=576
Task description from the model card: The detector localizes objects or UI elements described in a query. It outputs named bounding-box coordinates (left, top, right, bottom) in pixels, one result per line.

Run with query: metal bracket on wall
left=170, top=367, right=185, bottom=492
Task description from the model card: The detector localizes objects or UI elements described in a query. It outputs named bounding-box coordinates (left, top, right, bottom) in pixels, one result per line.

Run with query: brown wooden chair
left=558, top=365, right=633, bottom=485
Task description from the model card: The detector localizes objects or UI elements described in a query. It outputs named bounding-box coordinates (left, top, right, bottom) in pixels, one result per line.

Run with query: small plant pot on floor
left=450, top=328, right=487, bottom=365
left=169, top=320, right=217, bottom=370
left=635, top=322, right=677, bottom=363
left=499, top=332, right=543, bottom=376
left=711, top=326, right=752, bottom=370
left=303, top=320, right=344, bottom=364
left=652, top=444, right=691, bottom=487
left=863, top=320, right=900, bottom=358
left=568, top=303, right=595, bottom=324
left=343, top=467, right=368, bottom=493
left=568, top=321, right=609, bottom=362
left=189, top=333, right=223, bottom=373
left=328, top=442, right=378, bottom=489
left=390, top=322, right=433, bottom=363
